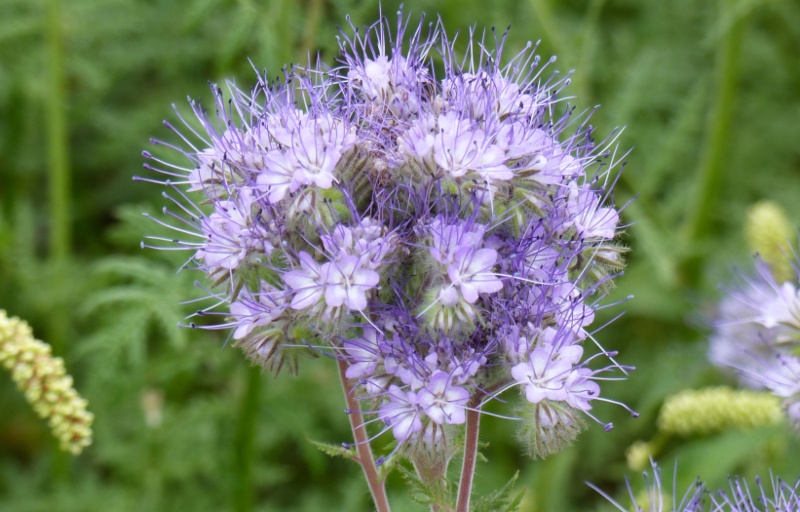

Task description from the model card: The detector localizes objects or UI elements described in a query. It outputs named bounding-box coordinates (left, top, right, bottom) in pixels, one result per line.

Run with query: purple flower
left=511, top=343, right=583, bottom=404
left=590, top=460, right=800, bottom=512
left=323, top=256, right=379, bottom=311
left=343, top=327, right=383, bottom=380
left=229, top=286, right=287, bottom=340
left=712, top=474, right=800, bottom=511
left=710, top=256, right=800, bottom=427
left=418, top=370, right=470, bottom=425
left=283, top=251, right=327, bottom=311
left=567, top=182, right=620, bottom=240
left=195, top=189, right=274, bottom=272
left=447, top=246, right=504, bottom=303
left=589, top=460, right=707, bottom=512
left=140, top=9, right=630, bottom=457
left=379, top=385, right=424, bottom=442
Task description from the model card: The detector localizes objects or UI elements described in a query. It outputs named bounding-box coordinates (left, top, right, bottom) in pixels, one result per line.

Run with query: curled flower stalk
left=139, top=9, right=633, bottom=509
left=0, top=310, right=93, bottom=455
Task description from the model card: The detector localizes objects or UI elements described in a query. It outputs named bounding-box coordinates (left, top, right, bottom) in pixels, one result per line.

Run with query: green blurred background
left=1, top=0, right=800, bottom=510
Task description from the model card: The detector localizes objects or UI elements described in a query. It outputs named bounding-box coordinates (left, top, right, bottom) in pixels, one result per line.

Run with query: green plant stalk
left=680, top=0, right=744, bottom=280
left=455, top=403, right=481, bottom=512
left=300, top=0, right=324, bottom=59
left=45, top=0, right=71, bottom=276
left=44, top=0, right=72, bottom=483
left=528, top=0, right=565, bottom=60
left=233, top=365, right=263, bottom=512
left=144, top=423, right=164, bottom=510
left=337, top=359, right=391, bottom=512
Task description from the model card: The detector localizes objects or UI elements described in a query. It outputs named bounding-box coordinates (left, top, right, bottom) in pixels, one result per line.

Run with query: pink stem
left=337, top=359, right=391, bottom=512
left=455, top=404, right=481, bottom=512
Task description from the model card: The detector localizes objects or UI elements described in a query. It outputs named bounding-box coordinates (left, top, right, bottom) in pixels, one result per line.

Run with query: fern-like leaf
left=306, top=437, right=357, bottom=461
left=471, top=471, right=525, bottom=512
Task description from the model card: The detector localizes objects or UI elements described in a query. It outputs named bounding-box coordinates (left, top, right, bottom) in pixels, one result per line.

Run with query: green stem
left=44, top=0, right=71, bottom=483
left=337, top=359, right=391, bottom=512
left=232, top=366, right=262, bottom=512
left=528, top=0, right=565, bottom=59
left=680, top=0, right=744, bottom=282
left=45, top=0, right=71, bottom=275
left=455, top=403, right=481, bottom=512
left=300, top=0, right=324, bottom=59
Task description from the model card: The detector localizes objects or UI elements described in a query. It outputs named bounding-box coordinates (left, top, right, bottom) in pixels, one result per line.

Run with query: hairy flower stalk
left=139, top=9, right=633, bottom=509
left=0, top=310, right=93, bottom=455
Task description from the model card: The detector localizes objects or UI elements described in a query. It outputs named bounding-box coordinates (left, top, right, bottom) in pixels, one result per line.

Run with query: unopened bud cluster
left=0, top=310, right=93, bottom=455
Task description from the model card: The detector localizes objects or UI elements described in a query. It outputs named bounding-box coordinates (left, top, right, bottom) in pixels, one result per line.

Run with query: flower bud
left=517, top=401, right=584, bottom=460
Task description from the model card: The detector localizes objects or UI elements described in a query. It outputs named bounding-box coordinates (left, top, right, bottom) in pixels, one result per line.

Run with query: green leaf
left=306, top=437, right=357, bottom=461
left=398, top=463, right=454, bottom=509
left=472, top=471, right=524, bottom=512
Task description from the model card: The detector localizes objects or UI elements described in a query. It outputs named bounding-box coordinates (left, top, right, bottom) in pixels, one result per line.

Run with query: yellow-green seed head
left=658, top=386, right=782, bottom=437
left=0, top=310, right=94, bottom=455
left=744, top=201, right=795, bottom=283
left=625, top=440, right=655, bottom=471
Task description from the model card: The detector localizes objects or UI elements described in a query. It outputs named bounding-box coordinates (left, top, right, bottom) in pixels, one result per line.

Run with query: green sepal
left=319, top=186, right=352, bottom=225
left=377, top=453, right=398, bottom=481
left=517, top=402, right=585, bottom=460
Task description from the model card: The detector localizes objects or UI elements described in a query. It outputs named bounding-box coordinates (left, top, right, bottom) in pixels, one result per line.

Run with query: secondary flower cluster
left=141, top=12, right=630, bottom=455
left=709, top=255, right=800, bottom=429
left=590, top=460, right=800, bottom=512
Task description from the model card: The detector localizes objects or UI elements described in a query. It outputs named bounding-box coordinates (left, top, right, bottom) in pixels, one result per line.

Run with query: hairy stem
left=456, top=403, right=481, bottom=512
left=337, top=359, right=391, bottom=512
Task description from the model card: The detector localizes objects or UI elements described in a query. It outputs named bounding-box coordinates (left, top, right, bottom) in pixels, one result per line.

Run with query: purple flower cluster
left=141, top=11, right=631, bottom=455
left=710, top=256, right=800, bottom=428
left=590, top=459, right=800, bottom=512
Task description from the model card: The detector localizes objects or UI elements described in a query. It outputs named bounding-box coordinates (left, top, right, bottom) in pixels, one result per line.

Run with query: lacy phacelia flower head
left=710, top=254, right=800, bottom=429
left=139, top=10, right=632, bottom=459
